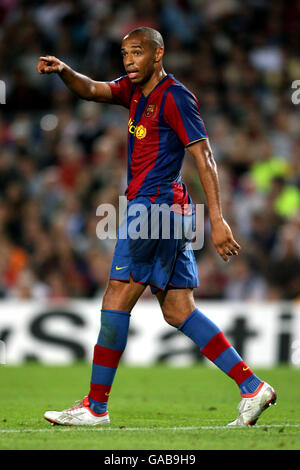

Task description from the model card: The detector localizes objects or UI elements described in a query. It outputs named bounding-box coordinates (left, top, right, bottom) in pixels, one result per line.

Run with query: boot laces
left=65, top=399, right=84, bottom=412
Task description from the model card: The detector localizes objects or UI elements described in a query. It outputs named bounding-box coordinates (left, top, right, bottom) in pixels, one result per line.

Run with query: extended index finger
left=39, top=56, right=54, bottom=62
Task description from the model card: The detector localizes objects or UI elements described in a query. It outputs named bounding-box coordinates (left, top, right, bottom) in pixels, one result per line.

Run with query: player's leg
left=44, top=278, right=146, bottom=426
left=156, top=287, right=276, bottom=426
left=85, top=196, right=153, bottom=421
left=87, top=278, right=146, bottom=415
left=156, top=287, right=262, bottom=392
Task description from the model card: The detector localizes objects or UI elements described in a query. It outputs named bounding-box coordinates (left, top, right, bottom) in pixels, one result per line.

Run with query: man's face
left=121, top=33, right=159, bottom=84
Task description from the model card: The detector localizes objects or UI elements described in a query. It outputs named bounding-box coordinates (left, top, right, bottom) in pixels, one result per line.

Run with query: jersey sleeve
left=108, top=75, right=133, bottom=109
left=163, top=86, right=208, bottom=147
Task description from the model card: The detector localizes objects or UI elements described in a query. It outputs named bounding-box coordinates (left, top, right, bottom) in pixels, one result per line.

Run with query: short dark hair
left=126, top=27, right=164, bottom=50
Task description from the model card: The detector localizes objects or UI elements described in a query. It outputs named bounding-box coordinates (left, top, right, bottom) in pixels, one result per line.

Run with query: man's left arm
left=187, top=139, right=241, bottom=262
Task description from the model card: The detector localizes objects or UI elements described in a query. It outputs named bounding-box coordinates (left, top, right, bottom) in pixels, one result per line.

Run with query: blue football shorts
left=109, top=196, right=199, bottom=294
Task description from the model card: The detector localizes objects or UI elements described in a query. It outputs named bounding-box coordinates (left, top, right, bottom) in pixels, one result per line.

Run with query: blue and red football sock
left=178, top=308, right=262, bottom=396
left=88, top=309, right=130, bottom=414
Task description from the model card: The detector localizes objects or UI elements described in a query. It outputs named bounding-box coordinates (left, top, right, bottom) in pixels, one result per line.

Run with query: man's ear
left=154, top=47, right=164, bottom=63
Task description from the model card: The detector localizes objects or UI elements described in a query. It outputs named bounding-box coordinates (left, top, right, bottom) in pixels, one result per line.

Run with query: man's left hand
left=211, top=218, right=241, bottom=262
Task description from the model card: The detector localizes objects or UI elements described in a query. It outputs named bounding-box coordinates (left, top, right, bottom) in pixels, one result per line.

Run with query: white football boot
left=228, top=382, right=277, bottom=426
left=44, top=396, right=110, bottom=426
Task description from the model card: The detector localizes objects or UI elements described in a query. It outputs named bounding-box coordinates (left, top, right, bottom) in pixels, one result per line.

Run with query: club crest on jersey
left=144, top=104, right=156, bottom=118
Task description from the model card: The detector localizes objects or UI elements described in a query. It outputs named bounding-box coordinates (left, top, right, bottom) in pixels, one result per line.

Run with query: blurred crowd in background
left=0, top=0, right=299, bottom=302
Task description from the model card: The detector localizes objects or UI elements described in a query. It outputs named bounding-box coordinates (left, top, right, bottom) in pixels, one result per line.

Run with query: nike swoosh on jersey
left=115, top=266, right=128, bottom=270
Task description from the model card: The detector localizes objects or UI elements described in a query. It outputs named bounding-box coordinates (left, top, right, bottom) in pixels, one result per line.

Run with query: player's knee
left=102, top=279, right=145, bottom=312
left=162, top=307, right=182, bottom=328
left=102, top=281, right=129, bottom=310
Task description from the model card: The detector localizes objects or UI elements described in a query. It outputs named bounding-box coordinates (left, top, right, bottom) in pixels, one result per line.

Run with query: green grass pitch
left=0, top=363, right=299, bottom=450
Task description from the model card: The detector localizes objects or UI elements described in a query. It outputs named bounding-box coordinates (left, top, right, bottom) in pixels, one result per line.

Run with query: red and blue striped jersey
left=108, top=74, right=207, bottom=205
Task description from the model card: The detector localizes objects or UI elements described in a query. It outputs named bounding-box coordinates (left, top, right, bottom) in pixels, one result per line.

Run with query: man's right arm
left=37, top=55, right=113, bottom=103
